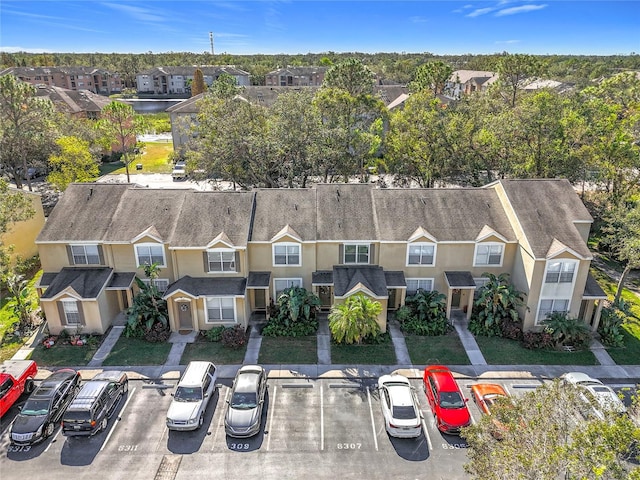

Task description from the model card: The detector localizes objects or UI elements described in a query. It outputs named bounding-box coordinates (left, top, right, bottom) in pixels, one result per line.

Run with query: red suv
left=423, top=365, right=471, bottom=434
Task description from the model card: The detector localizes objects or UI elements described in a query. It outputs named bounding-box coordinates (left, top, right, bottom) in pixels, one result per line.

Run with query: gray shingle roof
left=164, top=276, right=247, bottom=297
left=251, top=189, right=317, bottom=241
left=106, top=272, right=136, bottom=289
left=384, top=271, right=406, bottom=288
left=444, top=271, right=476, bottom=288
left=583, top=273, right=607, bottom=298
left=333, top=265, right=388, bottom=297
left=247, top=271, right=271, bottom=288
left=41, top=267, right=113, bottom=299
left=34, top=85, right=113, bottom=114
left=316, top=184, right=377, bottom=241
left=312, top=271, right=333, bottom=285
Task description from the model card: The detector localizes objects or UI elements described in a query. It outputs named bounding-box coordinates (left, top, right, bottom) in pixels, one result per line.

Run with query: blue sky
left=1, top=1, right=639, bottom=56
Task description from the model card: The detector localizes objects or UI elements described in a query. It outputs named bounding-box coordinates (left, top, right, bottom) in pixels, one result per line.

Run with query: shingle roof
left=449, top=70, right=498, bottom=84
left=444, top=271, right=476, bottom=288
left=316, top=184, right=377, bottom=241
left=138, top=66, right=250, bottom=77
left=164, top=276, right=247, bottom=297
left=247, top=272, right=271, bottom=288
left=266, top=66, right=328, bottom=76
left=34, top=85, right=114, bottom=114
left=41, top=267, right=113, bottom=299
left=251, top=189, right=317, bottom=242
left=333, top=265, right=388, bottom=297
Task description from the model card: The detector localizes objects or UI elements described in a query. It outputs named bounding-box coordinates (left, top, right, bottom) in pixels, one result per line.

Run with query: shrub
left=398, top=290, right=451, bottom=336
left=468, top=315, right=502, bottom=337
left=543, top=313, right=592, bottom=349
left=500, top=321, right=523, bottom=341
left=205, top=326, right=226, bottom=342
left=472, top=273, right=526, bottom=337
left=221, top=325, right=247, bottom=349
left=261, top=286, right=320, bottom=337
left=597, top=307, right=625, bottom=347
left=262, top=315, right=318, bottom=337
left=144, top=321, right=171, bottom=343
left=522, top=331, right=555, bottom=349
left=329, top=294, right=382, bottom=345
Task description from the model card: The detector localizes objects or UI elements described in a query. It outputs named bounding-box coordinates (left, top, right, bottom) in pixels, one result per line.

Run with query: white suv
left=166, top=361, right=217, bottom=431
left=171, top=162, right=186, bottom=180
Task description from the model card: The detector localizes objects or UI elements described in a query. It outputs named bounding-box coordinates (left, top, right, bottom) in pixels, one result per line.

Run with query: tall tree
left=329, top=294, right=382, bottom=345
left=98, top=101, right=145, bottom=183
left=0, top=179, right=35, bottom=281
left=209, top=72, right=242, bottom=99
left=191, top=68, right=205, bottom=97
left=323, top=58, right=376, bottom=96
left=0, top=74, right=56, bottom=190
left=47, top=136, right=100, bottom=191
left=410, top=60, right=453, bottom=95
left=495, top=53, right=543, bottom=107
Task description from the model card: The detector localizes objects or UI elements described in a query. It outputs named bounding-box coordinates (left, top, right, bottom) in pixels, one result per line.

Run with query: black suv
left=62, top=371, right=128, bottom=437
left=10, top=369, right=81, bottom=445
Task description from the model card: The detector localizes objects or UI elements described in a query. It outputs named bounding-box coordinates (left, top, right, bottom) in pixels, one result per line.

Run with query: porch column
left=445, top=287, right=453, bottom=322
left=591, top=300, right=605, bottom=332
left=466, top=292, right=474, bottom=320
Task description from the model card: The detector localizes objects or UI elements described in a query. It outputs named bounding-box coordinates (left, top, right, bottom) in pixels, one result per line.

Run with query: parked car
left=224, top=365, right=268, bottom=438
left=167, top=361, right=217, bottom=431
left=377, top=374, right=422, bottom=438
left=0, top=360, right=38, bottom=418
left=423, top=365, right=471, bottom=434
left=62, top=371, right=128, bottom=437
left=171, top=162, right=187, bottom=180
left=470, top=383, right=510, bottom=416
left=560, top=372, right=627, bottom=420
left=10, top=368, right=81, bottom=445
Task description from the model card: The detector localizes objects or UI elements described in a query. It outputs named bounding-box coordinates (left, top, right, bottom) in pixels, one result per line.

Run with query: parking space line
left=421, top=416, right=432, bottom=451
left=210, top=387, right=229, bottom=451
left=266, top=385, right=276, bottom=451
left=101, top=387, right=136, bottom=452
left=366, top=387, right=378, bottom=451
left=45, top=428, right=62, bottom=453
left=320, top=383, right=324, bottom=451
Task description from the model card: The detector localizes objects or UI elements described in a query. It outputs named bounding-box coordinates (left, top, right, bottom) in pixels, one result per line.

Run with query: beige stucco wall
left=248, top=241, right=316, bottom=294
left=165, top=294, right=248, bottom=332
left=41, top=294, right=105, bottom=335
left=172, top=248, right=246, bottom=278
left=4, top=189, right=45, bottom=264
left=38, top=243, right=71, bottom=271
left=97, top=291, right=122, bottom=333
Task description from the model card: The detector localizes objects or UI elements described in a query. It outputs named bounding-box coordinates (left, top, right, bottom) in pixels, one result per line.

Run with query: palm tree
left=329, top=293, right=382, bottom=345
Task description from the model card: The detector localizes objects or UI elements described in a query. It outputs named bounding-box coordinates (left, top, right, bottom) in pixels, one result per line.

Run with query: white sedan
left=377, top=374, right=422, bottom=438
left=561, top=372, right=626, bottom=420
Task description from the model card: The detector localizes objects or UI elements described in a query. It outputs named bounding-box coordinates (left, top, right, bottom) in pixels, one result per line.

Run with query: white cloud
left=495, top=4, right=548, bottom=16
left=466, top=7, right=494, bottom=17
left=101, top=2, right=167, bottom=23
left=410, top=16, right=428, bottom=23
left=495, top=39, right=521, bottom=45
left=0, top=46, right=52, bottom=53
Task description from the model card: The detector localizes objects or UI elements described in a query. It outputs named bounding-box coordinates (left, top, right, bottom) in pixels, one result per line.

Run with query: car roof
left=91, top=370, right=126, bottom=383
left=425, top=366, right=458, bottom=391
left=386, top=383, right=414, bottom=407
left=235, top=370, right=261, bottom=393
left=36, top=369, right=76, bottom=392
left=471, top=384, right=508, bottom=397
left=563, top=372, right=600, bottom=385
left=179, top=361, right=214, bottom=387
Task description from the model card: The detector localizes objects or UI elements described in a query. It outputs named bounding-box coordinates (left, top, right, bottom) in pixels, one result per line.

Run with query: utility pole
left=209, top=32, right=214, bottom=55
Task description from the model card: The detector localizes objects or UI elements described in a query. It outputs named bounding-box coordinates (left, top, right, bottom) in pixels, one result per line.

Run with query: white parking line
left=101, top=387, right=136, bottom=451
left=45, top=428, right=62, bottom=453
left=210, top=387, right=229, bottom=451
left=320, top=383, right=324, bottom=451
left=266, top=385, right=276, bottom=451
left=421, top=416, right=432, bottom=451
left=366, top=387, right=379, bottom=451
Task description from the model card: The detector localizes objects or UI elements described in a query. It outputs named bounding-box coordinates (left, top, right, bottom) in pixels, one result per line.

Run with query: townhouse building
left=445, top=70, right=499, bottom=99
left=34, top=84, right=113, bottom=119
left=136, top=66, right=250, bottom=95
left=35, top=180, right=606, bottom=337
left=0, top=67, right=123, bottom=95
left=265, top=67, right=328, bottom=87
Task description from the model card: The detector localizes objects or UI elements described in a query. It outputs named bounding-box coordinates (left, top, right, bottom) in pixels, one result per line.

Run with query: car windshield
left=439, top=391, right=465, bottom=409
left=21, top=399, right=50, bottom=416
left=174, top=386, right=203, bottom=402
left=392, top=405, right=417, bottom=420
left=230, top=392, right=257, bottom=409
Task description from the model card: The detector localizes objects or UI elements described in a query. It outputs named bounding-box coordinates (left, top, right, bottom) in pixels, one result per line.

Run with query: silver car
left=561, top=372, right=626, bottom=420
left=167, top=361, right=217, bottom=431
left=224, top=365, right=267, bottom=438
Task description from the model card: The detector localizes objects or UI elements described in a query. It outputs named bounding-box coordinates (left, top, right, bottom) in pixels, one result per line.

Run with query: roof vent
left=227, top=206, right=231, bottom=215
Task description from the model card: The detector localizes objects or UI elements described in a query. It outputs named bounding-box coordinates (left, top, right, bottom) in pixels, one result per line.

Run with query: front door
left=451, top=289, right=462, bottom=309
left=387, top=289, right=397, bottom=310
left=318, top=286, right=332, bottom=310
left=177, top=302, right=192, bottom=330
left=254, top=289, right=266, bottom=310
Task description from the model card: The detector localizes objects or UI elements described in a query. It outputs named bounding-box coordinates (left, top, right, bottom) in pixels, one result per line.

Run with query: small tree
left=470, top=273, right=526, bottom=337
left=262, top=286, right=320, bottom=337
left=329, top=293, right=382, bottom=345
left=47, top=136, right=100, bottom=191
left=5, top=273, right=36, bottom=334
left=125, top=263, right=169, bottom=341
left=191, top=68, right=205, bottom=96
left=398, top=289, right=451, bottom=336
left=543, top=312, right=592, bottom=349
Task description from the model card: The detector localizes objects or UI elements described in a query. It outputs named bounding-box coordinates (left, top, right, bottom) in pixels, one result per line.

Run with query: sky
left=1, top=1, right=639, bottom=56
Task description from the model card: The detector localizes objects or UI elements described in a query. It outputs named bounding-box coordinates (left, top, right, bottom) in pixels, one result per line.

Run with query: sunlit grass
left=102, top=142, right=173, bottom=175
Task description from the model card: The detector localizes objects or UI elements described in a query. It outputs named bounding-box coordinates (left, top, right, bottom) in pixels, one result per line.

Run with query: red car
left=423, top=365, right=471, bottom=434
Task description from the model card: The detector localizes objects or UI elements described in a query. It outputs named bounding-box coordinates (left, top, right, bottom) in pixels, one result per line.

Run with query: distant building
left=445, top=70, right=498, bottom=99
left=136, top=66, right=250, bottom=95
left=34, top=84, right=114, bottom=119
left=265, top=66, right=328, bottom=87
left=0, top=66, right=123, bottom=95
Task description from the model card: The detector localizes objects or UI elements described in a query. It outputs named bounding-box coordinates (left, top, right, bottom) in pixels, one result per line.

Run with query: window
left=545, top=261, right=576, bottom=284
left=273, top=243, right=301, bottom=266
left=537, top=299, right=570, bottom=322
left=344, top=244, right=369, bottom=264
left=406, top=279, right=433, bottom=296
left=206, top=297, right=235, bottom=323
left=135, top=243, right=165, bottom=267
left=141, top=278, right=169, bottom=293
left=407, top=243, right=435, bottom=265
left=207, top=250, right=236, bottom=272
left=71, top=244, right=100, bottom=265
left=274, top=278, right=302, bottom=298
left=62, top=300, right=80, bottom=325
left=474, top=243, right=503, bottom=266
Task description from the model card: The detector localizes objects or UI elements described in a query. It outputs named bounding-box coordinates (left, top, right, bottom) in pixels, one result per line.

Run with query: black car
left=62, top=370, right=128, bottom=437
left=10, top=369, right=81, bottom=445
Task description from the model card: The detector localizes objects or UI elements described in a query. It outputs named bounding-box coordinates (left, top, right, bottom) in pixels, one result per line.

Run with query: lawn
left=258, top=336, right=317, bottom=364
left=181, top=339, right=247, bottom=365
left=331, top=341, right=397, bottom=365
left=102, top=336, right=172, bottom=366
left=29, top=341, right=100, bottom=367
left=475, top=336, right=600, bottom=365
left=99, top=141, right=173, bottom=175
left=404, top=332, right=471, bottom=365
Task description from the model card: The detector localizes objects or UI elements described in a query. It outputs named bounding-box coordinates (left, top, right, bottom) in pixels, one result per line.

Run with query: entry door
left=319, top=286, right=332, bottom=309
left=177, top=302, right=192, bottom=330
left=254, top=289, right=266, bottom=310
left=387, top=289, right=397, bottom=310
left=451, top=289, right=462, bottom=308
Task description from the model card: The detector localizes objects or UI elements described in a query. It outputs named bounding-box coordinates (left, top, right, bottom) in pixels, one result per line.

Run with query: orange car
left=470, top=384, right=509, bottom=415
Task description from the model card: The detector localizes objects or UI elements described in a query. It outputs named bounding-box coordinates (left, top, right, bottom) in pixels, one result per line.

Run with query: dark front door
left=387, top=289, right=397, bottom=310
left=319, top=286, right=332, bottom=309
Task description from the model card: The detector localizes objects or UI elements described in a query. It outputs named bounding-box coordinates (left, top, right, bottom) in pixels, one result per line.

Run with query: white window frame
left=473, top=243, right=504, bottom=267
left=207, top=249, right=236, bottom=273
left=141, top=278, right=169, bottom=293
left=536, top=298, right=570, bottom=323
left=274, top=278, right=303, bottom=299
left=272, top=243, right=301, bottom=267
left=545, top=260, right=577, bottom=284
left=134, top=242, right=166, bottom=267
left=473, top=277, right=490, bottom=299
left=406, top=243, right=436, bottom=266
left=205, top=297, right=236, bottom=323
left=61, top=299, right=80, bottom=326
left=344, top=243, right=370, bottom=264
left=70, top=244, right=100, bottom=265
left=405, top=278, right=434, bottom=296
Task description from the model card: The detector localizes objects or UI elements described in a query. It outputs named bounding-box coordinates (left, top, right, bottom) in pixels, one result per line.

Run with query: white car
left=561, top=372, right=626, bottom=420
left=171, top=162, right=187, bottom=180
left=377, top=374, right=422, bottom=438
left=166, top=361, right=217, bottom=431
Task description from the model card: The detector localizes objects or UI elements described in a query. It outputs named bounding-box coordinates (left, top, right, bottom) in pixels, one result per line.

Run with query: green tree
left=125, top=263, right=169, bottom=341
left=0, top=74, right=56, bottom=189
left=47, top=136, right=100, bottom=191
left=0, top=179, right=35, bottom=282
left=191, top=68, right=205, bottom=96
left=410, top=60, right=453, bottom=95
left=495, top=53, right=543, bottom=107
left=98, top=101, right=145, bottom=183
left=5, top=273, right=36, bottom=333
left=329, top=294, right=382, bottom=345
left=323, top=58, right=376, bottom=96
left=470, top=273, right=526, bottom=336
left=209, top=72, right=242, bottom=99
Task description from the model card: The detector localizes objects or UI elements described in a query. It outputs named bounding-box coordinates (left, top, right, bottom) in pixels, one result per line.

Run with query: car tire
left=198, top=413, right=204, bottom=428
left=25, top=378, right=35, bottom=394
left=44, top=422, right=54, bottom=438
left=100, top=418, right=108, bottom=432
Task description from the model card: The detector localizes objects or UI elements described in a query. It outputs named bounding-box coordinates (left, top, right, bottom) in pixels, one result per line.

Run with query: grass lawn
left=29, top=341, right=100, bottom=366
left=405, top=332, right=471, bottom=365
left=102, top=336, right=172, bottom=366
left=181, top=339, right=247, bottom=365
left=475, top=336, right=599, bottom=365
left=100, top=142, right=173, bottom=175
left=331, top=341, right=397, bottom=365
left=0, top=271, right=43, bottom=362
left=258, top=336, right=317, bottom=364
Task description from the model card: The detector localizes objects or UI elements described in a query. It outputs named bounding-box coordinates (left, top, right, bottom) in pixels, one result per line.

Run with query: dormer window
left=135, top=243, right=166, bottom=267
left=343, top=243, right=370, bottom=264
left=407, top=243, right=435, bottom=266
left=474, top=243, right=503, bottom=267
left=545, top=261, right=576, bottom=284
left=273, top=243, right=301, bottom=266
left=70, top=244, right=101, bottom=265
left=207, top=249, right=236, bottom=272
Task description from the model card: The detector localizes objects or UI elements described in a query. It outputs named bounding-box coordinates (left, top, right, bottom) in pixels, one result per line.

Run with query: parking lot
left=0, top=374, right=635, bottom=480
